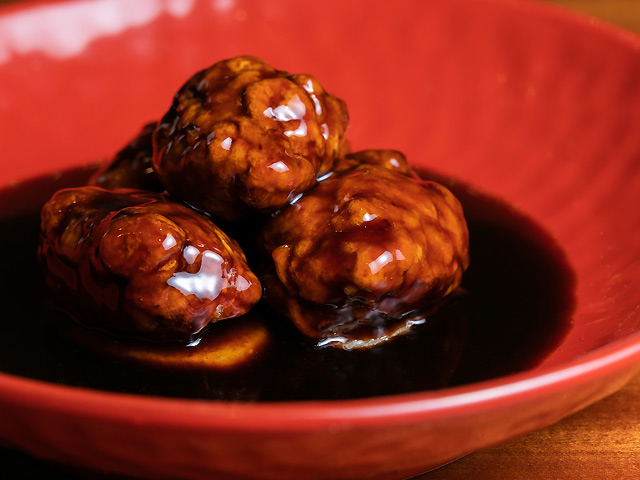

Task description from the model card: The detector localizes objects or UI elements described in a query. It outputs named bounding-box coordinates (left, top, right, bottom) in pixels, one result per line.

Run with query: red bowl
left=1, top=0, right=640, bottom=479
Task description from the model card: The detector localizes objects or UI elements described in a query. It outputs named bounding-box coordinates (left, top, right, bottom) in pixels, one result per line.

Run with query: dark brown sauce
left=0, top=167, right=575, bottom=401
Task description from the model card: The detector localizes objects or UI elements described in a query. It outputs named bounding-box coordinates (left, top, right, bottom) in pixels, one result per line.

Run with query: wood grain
left=543, top=0, right=640, bottom=34
left=418, top=374, right=640, bottom=479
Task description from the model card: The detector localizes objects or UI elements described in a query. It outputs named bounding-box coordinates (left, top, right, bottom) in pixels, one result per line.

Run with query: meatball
left=89, top=122, right=164, bottom=191
left=153, top=56, right=349, bottom=221
left=39, top=187, right=262, bottom=342
left=261, top=158, right=469, bottom=349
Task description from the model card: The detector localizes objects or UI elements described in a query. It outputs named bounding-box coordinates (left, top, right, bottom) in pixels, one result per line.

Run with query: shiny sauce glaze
left=0, top=167, right=575, bottom=401
left=152, top=56, right=349, bottom=221
left=39, top=187, right=262, bottom=342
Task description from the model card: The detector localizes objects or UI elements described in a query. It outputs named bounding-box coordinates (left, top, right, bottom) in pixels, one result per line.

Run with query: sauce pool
left=0, top=167, right=575, bottom=401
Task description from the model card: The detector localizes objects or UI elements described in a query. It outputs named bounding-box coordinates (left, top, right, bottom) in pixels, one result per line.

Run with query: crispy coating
left=261, top=157, right=469, bottom=347
left=153, top=56, right=349, bottom=221
left=90, top=122, right=164, bottom=191
left=39, top=187, right=261, bottom=342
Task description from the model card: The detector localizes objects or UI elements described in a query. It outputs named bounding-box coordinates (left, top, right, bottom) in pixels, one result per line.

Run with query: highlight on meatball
left=261, top=155, right=469, bottom=349
left=153, top=55, right=349, bottom=221
left=89, top=122, right=164, bottom=192
left=39, top=187, right=262, bottom=342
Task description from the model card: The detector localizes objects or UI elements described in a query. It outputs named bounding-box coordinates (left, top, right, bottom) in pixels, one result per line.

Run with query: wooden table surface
left=0, top=0, right=639, bottom=479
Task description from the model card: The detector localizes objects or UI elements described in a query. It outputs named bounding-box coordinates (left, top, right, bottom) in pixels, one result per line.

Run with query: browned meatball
left=39, top=187, right=262, bottom=342
left=153, top=56, right=349, bottom=221
left=261, top=158, right=469, bottom=349
left=89, top=122, right=164, bottom=191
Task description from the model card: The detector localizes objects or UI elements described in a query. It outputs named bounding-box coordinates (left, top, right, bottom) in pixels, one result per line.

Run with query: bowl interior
left=2, top=0, right=639, bottom=372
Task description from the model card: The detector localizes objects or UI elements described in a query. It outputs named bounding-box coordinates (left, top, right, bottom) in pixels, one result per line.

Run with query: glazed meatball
left=153, top=56, right=349, bottom=221
left=39, top=187, right=262, bottom=342
left=90, top=122, right=164, bottom=191
left=261, top=159, right=469, bottom=348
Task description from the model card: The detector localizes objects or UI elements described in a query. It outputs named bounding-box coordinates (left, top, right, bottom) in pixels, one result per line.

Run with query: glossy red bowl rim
left=1, top=326, right=640, bottom=431
left=0, top=0, right=639, bottom=435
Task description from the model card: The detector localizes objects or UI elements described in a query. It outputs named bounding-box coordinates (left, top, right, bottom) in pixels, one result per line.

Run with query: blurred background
left=0, top=0, right=638, bottom=35
left=543, top=0, right=639, bottom=33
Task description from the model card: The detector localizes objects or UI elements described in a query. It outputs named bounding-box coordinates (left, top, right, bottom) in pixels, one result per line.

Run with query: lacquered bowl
left=1, top=0, right=640, bottom=479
